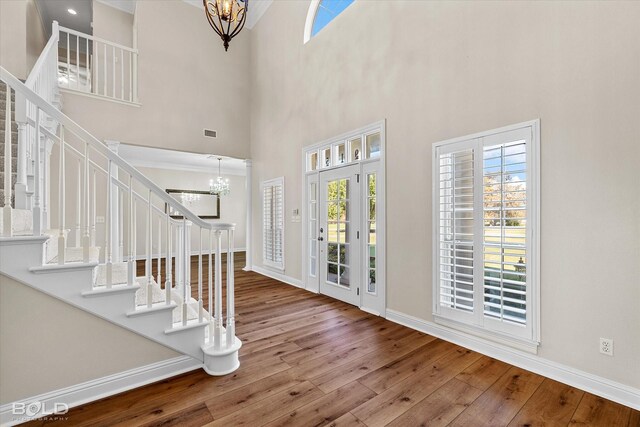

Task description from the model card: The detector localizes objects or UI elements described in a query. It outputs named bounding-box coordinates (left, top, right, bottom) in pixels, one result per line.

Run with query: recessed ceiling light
left=67, top=8, right=77, bottom=15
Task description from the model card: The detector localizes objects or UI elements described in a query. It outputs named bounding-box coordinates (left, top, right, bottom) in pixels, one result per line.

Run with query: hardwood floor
left=27, top=253, right=639, bottom=426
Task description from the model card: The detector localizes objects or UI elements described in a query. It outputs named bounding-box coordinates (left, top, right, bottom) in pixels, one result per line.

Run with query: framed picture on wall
left=165, top=189, right=220, bottom=219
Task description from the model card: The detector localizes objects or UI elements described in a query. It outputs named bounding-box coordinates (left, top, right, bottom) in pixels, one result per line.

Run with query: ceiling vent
left=204, top=129, right=217, bottom=138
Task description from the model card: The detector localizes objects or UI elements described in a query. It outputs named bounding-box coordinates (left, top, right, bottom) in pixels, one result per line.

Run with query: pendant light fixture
left=210, top=157, right=231, bottom=196
left=203, top=0, right=248, bottom=51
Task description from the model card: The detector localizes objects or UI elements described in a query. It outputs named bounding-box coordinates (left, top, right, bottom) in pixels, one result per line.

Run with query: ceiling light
left=203, top=0, right=248, bottom=51
left=67, top=8, right=77, bottom=15
left=210, top=158, right=230, bottom=196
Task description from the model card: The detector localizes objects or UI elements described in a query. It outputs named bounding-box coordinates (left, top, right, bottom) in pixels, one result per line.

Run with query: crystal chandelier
left=210, top=157, right=230, bottom=196
left=203, top=0, right=248, bottom=51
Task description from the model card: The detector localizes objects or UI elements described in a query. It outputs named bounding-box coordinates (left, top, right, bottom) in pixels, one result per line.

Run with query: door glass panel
left=367, top=172, right=377, bottom=294
left=339, top=201, right=348, bottom=221
left=339, top=266, right=350, bottom=286
left=339, top=179, right=348, bottom=200
left=328, top=243, right=338, bottom=263
left=327, top=263, right=338, bottom=284
left=338, top=223, right=348, bottom=243
left=310, top=257, right=316, bottom=277
left=366, top=133, right=381, bottom=159
left=325, top=177, right=352, bottom=289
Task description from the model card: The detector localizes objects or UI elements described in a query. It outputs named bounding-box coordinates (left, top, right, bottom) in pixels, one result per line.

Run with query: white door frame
left=301, top=120, right=386, bottom=316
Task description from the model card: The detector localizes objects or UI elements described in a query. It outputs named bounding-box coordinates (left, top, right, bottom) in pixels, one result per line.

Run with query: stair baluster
left=181, top=217, right=188, bottom=326
left=33, top=108, right=41, bottom=236
left=82, top=143, right=90, bottom=262
left=57, top=126, right=66, bottom=263
left=198, top=228, right=203, bottom=322
left=214, top=230, right=223, bottom=350
left=146, top=189, right=153, bottom=308
left=226, top=229, right=235, bottom=348
left=3, top=86, right=12, bottom=236
left=105, top=159, right=113, bottom=286
left=208, top=229, right=214, bottom=342
left=157, top=216, right=162, bottom=293
left=128, top=174, right=135, bottom=286
left=165, top=210, right=172, bottom=305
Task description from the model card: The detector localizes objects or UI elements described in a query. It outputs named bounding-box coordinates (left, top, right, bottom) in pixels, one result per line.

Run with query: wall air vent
left=204, top=129, right=217, bottom=138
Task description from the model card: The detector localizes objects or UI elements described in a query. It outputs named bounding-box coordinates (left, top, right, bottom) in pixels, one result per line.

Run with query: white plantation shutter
left=433, top=122, right=539, bottom=347
left=263, top=177, right=285, bottom=270
left=438, top=147, right=476, bottom=318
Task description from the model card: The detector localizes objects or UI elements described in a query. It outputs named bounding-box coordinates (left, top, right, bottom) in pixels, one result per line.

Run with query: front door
left=319, top=165, right=361, bottom=306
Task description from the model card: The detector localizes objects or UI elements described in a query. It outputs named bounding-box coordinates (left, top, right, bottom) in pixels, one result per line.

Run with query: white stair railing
left=57, top=25, right=138, bottom=104
left=1, top=65, right=240, bottom=373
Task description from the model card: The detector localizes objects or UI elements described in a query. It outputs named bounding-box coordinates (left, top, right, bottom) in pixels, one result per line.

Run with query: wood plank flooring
left=26, top=253, right=639, bottom=426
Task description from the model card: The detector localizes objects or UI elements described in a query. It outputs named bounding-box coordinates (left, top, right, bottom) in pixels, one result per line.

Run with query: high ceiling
left=35, top=0, right=272, bottom=38
left=36, top=0, right=93, bottom=37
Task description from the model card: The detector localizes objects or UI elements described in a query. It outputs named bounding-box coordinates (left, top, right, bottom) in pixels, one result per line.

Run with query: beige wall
left=249, top=0, right=640, bottom=389
left=26, top=0, right=46, bottom=73
left=92, top=0, right=133, bottom=47
left=0, top=0, right=44, bottom=80
left=61, top=0, right=251, bottom=159
left=0, top=274, right=179, bottom=404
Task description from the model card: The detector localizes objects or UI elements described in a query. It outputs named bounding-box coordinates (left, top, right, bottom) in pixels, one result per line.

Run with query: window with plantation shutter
left=263, top=177, right=285, bottom=270
left=432, top=121, right=540, bottom=351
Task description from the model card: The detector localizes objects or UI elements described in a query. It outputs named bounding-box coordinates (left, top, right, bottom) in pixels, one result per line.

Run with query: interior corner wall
left=26, top=0, right=46, bottom=74
left=0, top=274, right=179, bottom=404
left=92, top=0, right=133, bottom=47
left=0, top=0, right=28, bottom=79
left=249, top=0, right=640, bottom=390
left=60, top=0, right=251, bottom=159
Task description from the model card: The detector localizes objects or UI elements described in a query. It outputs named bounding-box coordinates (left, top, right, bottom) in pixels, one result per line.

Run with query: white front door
left=319, top=165, right=361, bottom=306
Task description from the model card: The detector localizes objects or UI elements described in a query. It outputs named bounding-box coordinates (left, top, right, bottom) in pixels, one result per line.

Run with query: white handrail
left=59, top=25, right=138, bottom=54
left=57, top=25, right=138, bottom=103
left=26, top=21, right=60, bottom=88
left=0, top=66, right=234, bottom=232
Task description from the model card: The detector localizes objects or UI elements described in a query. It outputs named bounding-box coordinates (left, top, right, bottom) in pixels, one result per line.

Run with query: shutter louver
left=263, top=178, right=285, bottom=269
left=438, top=149, right=475, bottom=313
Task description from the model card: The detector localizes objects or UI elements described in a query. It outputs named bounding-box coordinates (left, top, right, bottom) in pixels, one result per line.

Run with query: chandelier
left=203, top=0, right=248, bottom=51
left=210, top=157, right=231, bottom=196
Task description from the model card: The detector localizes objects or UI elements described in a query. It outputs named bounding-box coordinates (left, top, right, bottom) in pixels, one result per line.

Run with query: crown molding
left=183, top=0, right=272, bottom=29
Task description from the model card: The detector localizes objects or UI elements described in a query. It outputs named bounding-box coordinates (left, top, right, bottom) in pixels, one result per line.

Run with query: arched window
left=304, top=0, right=355, bottom=43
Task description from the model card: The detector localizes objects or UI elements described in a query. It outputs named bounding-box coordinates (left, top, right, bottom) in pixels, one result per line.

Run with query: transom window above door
left=306, top=131, right=381, bottom=172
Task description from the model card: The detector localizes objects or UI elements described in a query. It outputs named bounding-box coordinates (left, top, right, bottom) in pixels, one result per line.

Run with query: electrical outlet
left=599, top=338, right=613, bottom=356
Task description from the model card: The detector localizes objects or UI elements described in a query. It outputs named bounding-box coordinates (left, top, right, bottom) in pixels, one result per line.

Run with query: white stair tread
left=0, top=208, right=32, bottom=233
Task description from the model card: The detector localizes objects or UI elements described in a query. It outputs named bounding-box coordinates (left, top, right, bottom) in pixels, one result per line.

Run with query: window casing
left=432, top=121, right=540, bottom=351
left=263, top=177, right=285, bottom=270
left=304, top=0, right=355, bottom=43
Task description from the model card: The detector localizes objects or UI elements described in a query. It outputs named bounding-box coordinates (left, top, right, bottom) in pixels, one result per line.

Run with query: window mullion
left=473, top=138, right=484, bottom=326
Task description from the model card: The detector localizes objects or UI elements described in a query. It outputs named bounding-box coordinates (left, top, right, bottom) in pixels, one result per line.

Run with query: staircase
left=0, top=20, right=241, bottom=395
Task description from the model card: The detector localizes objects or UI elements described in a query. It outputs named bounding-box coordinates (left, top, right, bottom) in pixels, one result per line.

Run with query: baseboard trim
left=251, top=265, right=304, bottom=289
left=0, top=356, right=202, bottom=426
left=385, top=309, right=640, bottom=411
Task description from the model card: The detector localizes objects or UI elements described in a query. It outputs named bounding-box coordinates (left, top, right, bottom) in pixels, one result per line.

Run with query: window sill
left=433, top=314, right=539, bottom=354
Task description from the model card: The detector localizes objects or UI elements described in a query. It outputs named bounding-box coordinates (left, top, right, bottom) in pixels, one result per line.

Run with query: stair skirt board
left=0, top=356, right=202, bottom=427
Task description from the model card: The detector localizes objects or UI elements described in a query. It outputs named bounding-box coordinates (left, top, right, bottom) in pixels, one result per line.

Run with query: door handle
left=318, top=237, right=324, bottom=241
left=320, top=227, right=324, bottom=233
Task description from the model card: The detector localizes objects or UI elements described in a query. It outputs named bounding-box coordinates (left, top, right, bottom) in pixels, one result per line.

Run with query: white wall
left=0, top=274, right=179, bottom=403
left=61, top=0, right=251, bottom=160
left=249, top=0, right=640, bottom=390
